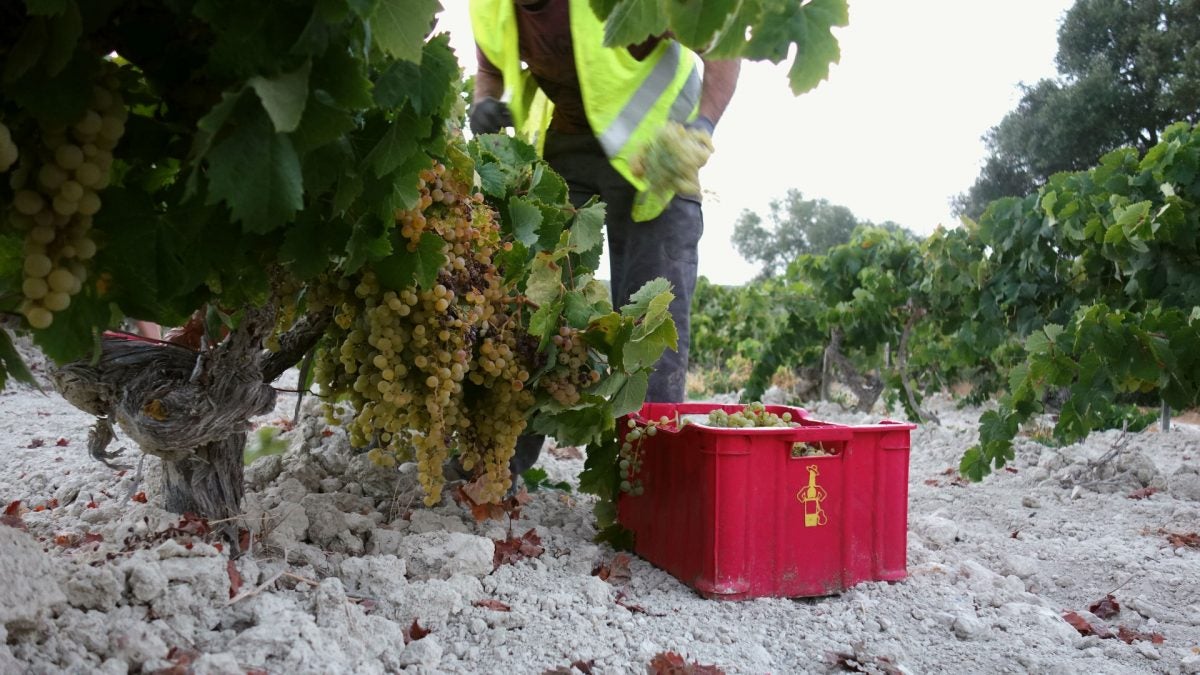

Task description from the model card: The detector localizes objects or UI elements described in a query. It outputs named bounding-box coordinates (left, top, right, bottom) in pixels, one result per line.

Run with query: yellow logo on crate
left=796, top=465, right=828, bottom=527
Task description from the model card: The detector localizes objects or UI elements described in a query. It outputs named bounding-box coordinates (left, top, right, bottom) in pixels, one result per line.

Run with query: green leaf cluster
left=591, top=0, right=848, bottom=95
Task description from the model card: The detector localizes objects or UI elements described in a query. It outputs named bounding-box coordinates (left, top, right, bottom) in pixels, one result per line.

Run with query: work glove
left=630, top=117, right=715, bottom=199
left=469, top=97, right=513, bottom=135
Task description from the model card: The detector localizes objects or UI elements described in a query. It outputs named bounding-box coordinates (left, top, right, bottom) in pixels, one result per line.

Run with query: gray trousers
left=510, top=130, right=702, bottom=476
left=543, top=129, right=702, bottom=403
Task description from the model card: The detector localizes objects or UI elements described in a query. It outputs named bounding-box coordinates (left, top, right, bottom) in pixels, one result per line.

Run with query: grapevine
left=4, top=62, right=125, bottom=330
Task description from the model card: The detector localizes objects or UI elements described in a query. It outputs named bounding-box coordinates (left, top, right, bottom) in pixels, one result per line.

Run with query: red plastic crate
left=616, top=403, right=916, bottom=600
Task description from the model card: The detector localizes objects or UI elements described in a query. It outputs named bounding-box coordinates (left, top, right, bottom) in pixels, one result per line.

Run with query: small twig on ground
left=1106, top=574, right=1136, bottom=597
left=225, top=570, right=284, bottom=606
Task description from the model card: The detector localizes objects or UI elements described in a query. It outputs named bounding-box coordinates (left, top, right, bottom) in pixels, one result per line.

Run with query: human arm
left=693, top=57, right=741, bottom=133
left=470, top=47, right=513, bottom=134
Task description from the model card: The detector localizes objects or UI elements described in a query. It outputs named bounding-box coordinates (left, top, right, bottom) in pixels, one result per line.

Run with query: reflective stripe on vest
left=596, top=42, right=701, bottom=159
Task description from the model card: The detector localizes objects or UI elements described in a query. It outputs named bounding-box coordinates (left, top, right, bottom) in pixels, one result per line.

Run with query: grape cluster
left=706, top=402, right=797, bottom=428
left=314, top=160, right=537, bottom=505
left=630, top=121, right=713, bottom=198
left=540, top=325, right=600, bottom=406
left=617, top=415, right=672, bottom=495
left=4, top=64, right=126, bottom=329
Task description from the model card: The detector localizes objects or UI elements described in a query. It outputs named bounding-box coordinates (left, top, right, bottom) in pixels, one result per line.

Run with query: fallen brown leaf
left=1063, top=610, right=1113, bottom=638
left=648, top=651, right=724, bottom=675
left=2, top=500, right=26, bottom=531
left=1089, top=594, right=1120, bottom=619
left=1116, top=625, right=1165, bottom=645
left=227, top=560, right=243, bottom=599
left=1127, top=486, right=1158, bottom=500
left=493, top=528, right=544, bottom=569
left=592, top=552, right=633, bottom=587
left=473, top=599, right=512, bottom=612
left=1155, top=528, right=1200, bottom=549
left=403, top=619, right=430, bottom=644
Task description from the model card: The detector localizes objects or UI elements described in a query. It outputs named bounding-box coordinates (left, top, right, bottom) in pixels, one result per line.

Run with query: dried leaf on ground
left=493, top=528, right=544, bottom=569
left=403, top=619, right=431, bottom=643
left=456, top=481, right=533, bottom=522
left=158, top=646, right=201, bottom=674
left=592, top=552, right=633, bottom=587
left=1116, top=625, right=1165, bottom=645
left=1158, top=529, right=1200, bottom=549
left=473, top=599, right=512, bottom=611
left=1127, top=486, right=1158, bottom=500
left=648, top=651, right=724, bottom=675
left=2, top=500, right=26, bottom=530
left=55, top=437, right=69, bottom=446
left=615, top=591, right=663, bottom=616
left=1063, top=610, right=1114, bottom=638
left=542, top=660, right=594, bottom=674
left=227, top=560, right=243, bottom=599
left=131, top=491, right=148, bottom=503
left=1089, top=594, right=1120, bottom=619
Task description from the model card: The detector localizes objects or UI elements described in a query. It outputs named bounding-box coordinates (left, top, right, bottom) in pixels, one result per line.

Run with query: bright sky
left=435, top=0, right=1077, bottom=285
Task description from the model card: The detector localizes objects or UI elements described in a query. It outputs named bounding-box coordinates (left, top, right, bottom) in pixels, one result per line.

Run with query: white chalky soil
left=1, top=341, right=1199, bottom=674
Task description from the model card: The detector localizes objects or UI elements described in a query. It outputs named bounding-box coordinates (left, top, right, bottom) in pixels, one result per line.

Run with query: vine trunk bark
left=50, top=306, right=331, bottom=540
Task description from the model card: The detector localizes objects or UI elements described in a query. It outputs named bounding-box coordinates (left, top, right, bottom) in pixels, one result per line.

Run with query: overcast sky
left=435, top=0, right=1078, bottom=285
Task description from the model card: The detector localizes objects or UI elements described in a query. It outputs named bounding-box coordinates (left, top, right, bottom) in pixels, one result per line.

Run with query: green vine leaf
left=248, top=60, right=312, bottom=133
left=205, top=108, right=305, bottom=233
left=370, top=0, right=441, bottom=63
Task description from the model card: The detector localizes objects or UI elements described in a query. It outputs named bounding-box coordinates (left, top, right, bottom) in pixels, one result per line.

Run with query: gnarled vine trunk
left=49, top=306, right=331, bottom=540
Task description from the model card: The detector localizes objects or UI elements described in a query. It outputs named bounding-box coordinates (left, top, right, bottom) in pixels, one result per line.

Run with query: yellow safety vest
left=469, top=0, right=702, bottom=221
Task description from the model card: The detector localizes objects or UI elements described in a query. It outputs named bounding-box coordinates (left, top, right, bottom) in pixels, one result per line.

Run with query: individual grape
left=23, top=305, right=53, bottom=329
left=22, top=277, right=48, bottom=300
left=38, top=163, right=67, bottom=191
left=29, top=224, right=56, bottom=245
left=43, top=291, right=70, bottom=311
left=76, top=191, right=101, bottom=216
left=73, top=237, right=97, bottom=260
left=73, top=111, right=102, bottom=138
left=13, top=189, right=44, bottom=216
left=24, top=253, right=52, bottom=278
left=55, top=144, right=84, bottom=170
left=52, top=194, right=79, bottom=216
left=47, top=268, right=75, bottom=293
left=58, top=180, right=84, bottom=202
left=0, top=121, right=17, bottom=172
left=74, top=162, right=102, bottom=188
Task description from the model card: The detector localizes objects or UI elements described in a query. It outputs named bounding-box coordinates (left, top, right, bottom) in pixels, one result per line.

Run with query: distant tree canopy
left=732, top=189, right=912, bottom=278
left=953, top=0, right=1200, bottom=219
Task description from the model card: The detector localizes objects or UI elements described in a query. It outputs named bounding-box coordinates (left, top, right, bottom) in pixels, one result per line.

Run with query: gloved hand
left=469, top=97, right=513, bottom=135
left=630, top=119, right=714, bottom=198
left=685, top=115, right=716, bottom=138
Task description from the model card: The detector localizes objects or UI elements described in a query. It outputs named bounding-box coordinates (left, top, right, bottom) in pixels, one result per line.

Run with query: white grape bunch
left=5, top=63, right=126, bottom=330
left=313, top=160, right=538, bottom=506
left=706, top=402, right=797, bottom=428
left=630, top=121, right=714, bottom=198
